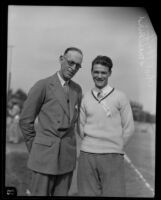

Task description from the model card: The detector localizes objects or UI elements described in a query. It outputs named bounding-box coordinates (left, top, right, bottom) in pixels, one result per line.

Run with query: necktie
left=97, top=91, right=103, bottom=99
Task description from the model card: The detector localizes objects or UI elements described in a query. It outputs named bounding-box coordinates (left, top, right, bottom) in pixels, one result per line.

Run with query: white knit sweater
left=79, top=86, right=134, bottom=154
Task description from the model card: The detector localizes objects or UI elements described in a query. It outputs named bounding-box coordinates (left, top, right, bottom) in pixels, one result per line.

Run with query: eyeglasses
left=64, top=56, right=82, bottom=69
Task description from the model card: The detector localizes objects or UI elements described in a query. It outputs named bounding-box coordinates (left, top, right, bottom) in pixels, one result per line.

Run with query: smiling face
left=91, top=64, right=111, bottom=89
left=59, top=50, right=83, bottom=81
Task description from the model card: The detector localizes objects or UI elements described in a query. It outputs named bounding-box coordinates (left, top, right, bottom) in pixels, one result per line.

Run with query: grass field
left=5, top=122, right=155, bottom=197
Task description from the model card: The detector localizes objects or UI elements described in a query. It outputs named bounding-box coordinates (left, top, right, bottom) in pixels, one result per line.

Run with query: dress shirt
left=57, top=71, right=69, bottom=87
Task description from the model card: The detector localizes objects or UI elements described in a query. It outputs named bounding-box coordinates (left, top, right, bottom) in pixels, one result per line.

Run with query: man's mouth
left=66, top=71, right=74, bottom=77
left=96, top=79, right=104, bottom=82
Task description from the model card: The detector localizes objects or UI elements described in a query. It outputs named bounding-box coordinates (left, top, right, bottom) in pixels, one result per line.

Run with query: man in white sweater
left=77, top=55, right=134, bottom=196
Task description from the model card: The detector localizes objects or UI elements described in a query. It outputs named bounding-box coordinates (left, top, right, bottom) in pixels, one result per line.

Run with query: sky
left=7, top=6, right=157, bottom=114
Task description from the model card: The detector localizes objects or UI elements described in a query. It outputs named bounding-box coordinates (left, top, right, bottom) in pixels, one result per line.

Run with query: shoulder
left=34, top=74, right=55, bottom=87
left=31, top=78, right=46, bottom=90
left=70, top=80, right=82, bottom=92
left=114, top=89, right=124, bottom=97
left=113, top=88, right=130, bottom=106
left=28, top=76, right=52, bottom=95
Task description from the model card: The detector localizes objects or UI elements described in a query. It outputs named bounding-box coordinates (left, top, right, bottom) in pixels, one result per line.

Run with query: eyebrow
left=93, top=70, right=108, bottom=73
left=67, top=59, right=80, bottom=65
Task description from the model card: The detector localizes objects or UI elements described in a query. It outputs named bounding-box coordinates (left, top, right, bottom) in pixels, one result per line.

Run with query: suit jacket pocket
left=34, top=137, right=53, bottom=146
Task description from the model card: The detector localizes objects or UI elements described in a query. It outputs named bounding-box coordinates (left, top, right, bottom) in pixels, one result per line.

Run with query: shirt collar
left=57, top=71, right=69, bottom=86
left=92, top=84, right=113, bottom=97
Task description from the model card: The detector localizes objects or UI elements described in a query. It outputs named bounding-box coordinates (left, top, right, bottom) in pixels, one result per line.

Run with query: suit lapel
left=49, top=74, right=70, bottom=118
left=69, top=82, right=77, bottom=122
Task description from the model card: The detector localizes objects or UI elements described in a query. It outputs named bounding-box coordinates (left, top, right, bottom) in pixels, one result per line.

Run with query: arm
left=75, top=89, right=82, bottom=137
left=119, top=93, right=135, bottom=147
left=19, top=80, right=45, bottom=152
left=77, top=95, right=87, bottom=139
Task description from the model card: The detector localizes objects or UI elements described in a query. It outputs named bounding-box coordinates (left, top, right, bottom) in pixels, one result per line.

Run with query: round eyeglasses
left=64, top=56, right=82, bottom=69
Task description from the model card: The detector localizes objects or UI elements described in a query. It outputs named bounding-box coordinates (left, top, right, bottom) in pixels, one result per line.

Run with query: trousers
left=77, top=151, right=126, bottom=197
left=30, top=170, right=73, bottom=196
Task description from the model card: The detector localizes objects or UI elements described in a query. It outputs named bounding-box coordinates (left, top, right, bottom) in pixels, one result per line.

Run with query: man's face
left=59, top=50, right=83, bottom=81
left=92, top=64, right=111, bottom=89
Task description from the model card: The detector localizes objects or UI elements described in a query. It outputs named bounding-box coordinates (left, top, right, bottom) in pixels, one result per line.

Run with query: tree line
left=130, top=101, right=155, bottom=123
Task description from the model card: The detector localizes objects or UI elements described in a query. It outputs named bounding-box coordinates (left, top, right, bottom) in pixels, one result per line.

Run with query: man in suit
left=19, top=47, right=83, bottom=196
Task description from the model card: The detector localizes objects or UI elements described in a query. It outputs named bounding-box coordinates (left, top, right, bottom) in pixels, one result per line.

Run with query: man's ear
left=59, top=55, right=64, bottom=64
left=109, top=70, right=112, bottom=76
left=59, top=55, right=63, bottom=62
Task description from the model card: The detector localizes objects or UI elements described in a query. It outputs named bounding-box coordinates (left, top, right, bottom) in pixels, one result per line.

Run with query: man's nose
left=70, top=64, right=77, bottom=70
left=98, top=73, right=102, bottom=78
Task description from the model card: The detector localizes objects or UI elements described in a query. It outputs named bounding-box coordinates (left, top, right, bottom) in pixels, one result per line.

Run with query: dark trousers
left=30, top=171, right=73, bottom=196
left=77, top=151, right=126, bottom=197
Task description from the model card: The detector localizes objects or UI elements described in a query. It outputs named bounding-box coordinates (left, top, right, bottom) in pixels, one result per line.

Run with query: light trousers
left=77, top=151, right=126, bottom=197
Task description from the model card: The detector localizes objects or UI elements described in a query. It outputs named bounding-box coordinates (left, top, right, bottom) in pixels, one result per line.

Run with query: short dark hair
left=64, top=47, right=83, bottom=56
left=91, top=55, right=113, bottom=71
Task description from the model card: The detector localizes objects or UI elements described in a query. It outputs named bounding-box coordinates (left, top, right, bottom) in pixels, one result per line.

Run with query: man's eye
left=69, top=61, right=75, bottom=65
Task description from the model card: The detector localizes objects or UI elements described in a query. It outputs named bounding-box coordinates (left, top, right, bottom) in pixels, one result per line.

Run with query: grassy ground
left=5, top=152, right=32, bottom=196
left=124, top=122, right=155, bottom=189
left=5, top=122, right=155, bottom=197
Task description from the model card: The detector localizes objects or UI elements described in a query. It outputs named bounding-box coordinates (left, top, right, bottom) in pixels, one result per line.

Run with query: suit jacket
left=19, top=73, right=82, bottom=175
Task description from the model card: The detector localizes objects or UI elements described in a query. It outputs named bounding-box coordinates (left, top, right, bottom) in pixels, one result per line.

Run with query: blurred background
left=6, top=6, right=156, bottom=197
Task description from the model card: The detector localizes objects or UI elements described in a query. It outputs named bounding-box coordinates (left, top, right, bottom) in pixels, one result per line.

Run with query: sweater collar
left=92, top=84, right=113, bottom=98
